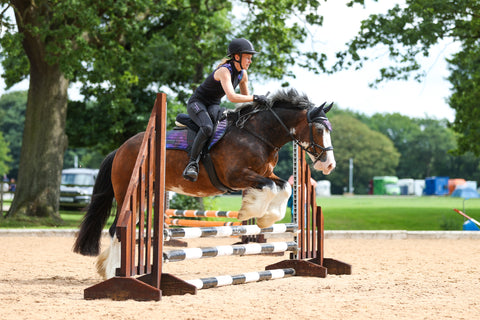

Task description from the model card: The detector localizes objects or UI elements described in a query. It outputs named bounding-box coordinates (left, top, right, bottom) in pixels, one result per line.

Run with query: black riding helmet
left=227, top=38, right=258, bottom=70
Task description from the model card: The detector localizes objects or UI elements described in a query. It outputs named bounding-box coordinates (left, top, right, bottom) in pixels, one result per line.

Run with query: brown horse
left=73, top=88, right=335, bottom=279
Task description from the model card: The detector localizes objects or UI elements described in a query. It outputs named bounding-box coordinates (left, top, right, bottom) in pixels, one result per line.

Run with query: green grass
left=214, top=195, right=480, bottom=231
left=1, top=195, right=479, bottom=230
left=0, top=202, right=116, bottom=229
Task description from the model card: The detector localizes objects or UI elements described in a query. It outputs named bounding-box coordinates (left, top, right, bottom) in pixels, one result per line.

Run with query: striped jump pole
left=165, top=218, right=242, bottom=228
left=164, top=223, right=298, bottom=240
left=186, top=268, right=295, bottom=290
left=166, top=209, right=239, bottom=218
left=163, top=241, right=297, bottom=262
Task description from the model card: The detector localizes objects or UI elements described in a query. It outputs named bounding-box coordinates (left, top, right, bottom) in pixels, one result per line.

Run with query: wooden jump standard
left=83, top=93, right=351, bottom=301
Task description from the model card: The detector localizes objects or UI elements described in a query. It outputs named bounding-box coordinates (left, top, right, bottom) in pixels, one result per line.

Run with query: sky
left=0, top=0, right=459, bottom=122
left=253, top=0, right=459, bottom=122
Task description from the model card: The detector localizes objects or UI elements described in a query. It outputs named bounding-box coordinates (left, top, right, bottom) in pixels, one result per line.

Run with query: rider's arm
left=215, top=67, right=254, bottom=103
left=239, top=71, right=249, bottom=96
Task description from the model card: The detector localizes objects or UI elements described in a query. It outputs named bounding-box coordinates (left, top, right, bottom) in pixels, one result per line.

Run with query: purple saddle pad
left=166, top=119, right=227, bottom=151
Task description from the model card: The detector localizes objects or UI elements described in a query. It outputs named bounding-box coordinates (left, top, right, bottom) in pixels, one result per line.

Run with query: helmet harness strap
left=232, top=53, right=244, bottom=70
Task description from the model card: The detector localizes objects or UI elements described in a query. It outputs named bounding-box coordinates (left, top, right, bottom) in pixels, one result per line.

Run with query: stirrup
left=182, top=162, right=199, bottom=182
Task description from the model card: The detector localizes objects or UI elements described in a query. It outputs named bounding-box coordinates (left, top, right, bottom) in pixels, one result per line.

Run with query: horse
left=73, top=88, right=336, bottom=279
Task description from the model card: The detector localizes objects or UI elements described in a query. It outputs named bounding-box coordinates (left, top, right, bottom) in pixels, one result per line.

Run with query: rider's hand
left=253, top=94, right=268, bottom=105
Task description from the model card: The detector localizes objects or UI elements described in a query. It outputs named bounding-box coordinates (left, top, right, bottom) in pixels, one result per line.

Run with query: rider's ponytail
left=216, top=58, right=232, bottom=69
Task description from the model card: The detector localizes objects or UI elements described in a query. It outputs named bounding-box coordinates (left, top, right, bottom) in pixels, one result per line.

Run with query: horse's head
left=304, top=102, right=336, bottom=175
left=231, top=89, right=336, bottom=175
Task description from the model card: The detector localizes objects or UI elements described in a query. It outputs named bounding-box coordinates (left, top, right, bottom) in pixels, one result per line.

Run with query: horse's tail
left=73, top=150, right=117, bottom=256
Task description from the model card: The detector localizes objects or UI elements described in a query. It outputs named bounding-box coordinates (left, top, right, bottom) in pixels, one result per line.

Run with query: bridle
left=268, top=104, right=334, bottom=165
left=233, top=102, right=334, bottom=164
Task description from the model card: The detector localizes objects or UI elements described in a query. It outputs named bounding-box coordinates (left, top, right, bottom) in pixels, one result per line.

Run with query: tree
left=0, top=0, right=329, bottom=220
left=362, top=112, right=480, bottom=180
left=335, top=0, right=480, bottom=156
left=0, top=91, right=26, bottom=178
left=448, top=44, right=480, bottom=155
left=323, top=113, right=400, bottom=194
left=0, top=132, right=11, bottom=176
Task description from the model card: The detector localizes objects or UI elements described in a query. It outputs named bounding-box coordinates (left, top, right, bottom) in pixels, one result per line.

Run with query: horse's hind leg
left=256, top=181, right=291, bottom=228
left=96, top=223, right=121, bottom=279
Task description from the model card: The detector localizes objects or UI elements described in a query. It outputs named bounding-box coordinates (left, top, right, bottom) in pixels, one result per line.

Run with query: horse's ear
left=307, top=105, right=323, bottom=122
left=324, top=102, right=334, bottom=114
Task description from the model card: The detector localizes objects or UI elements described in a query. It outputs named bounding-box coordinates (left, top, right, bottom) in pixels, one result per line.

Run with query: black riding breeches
left=187, top=100, right=222, bottom=137
left=186, top=100, right=222, bottom=162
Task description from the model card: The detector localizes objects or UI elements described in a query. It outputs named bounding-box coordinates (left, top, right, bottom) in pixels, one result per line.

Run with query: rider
left=182, top=38, right=269, bottom=182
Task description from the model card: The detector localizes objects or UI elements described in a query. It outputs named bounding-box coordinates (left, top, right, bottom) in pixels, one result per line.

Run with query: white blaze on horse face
left=314, top=128, right=335, bottom=175
left=301, top=126, right=335, bottom=175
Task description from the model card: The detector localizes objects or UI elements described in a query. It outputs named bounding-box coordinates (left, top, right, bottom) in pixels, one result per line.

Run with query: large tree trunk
left=6, top=65, right=69, bottom=220
left=6, top=0, right=69, bottom=220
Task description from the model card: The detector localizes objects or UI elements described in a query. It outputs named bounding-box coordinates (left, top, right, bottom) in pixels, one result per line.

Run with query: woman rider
left=182, top=38, right=268, bottom=182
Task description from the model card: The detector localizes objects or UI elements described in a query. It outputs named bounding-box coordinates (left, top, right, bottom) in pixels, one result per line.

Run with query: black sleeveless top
left=189, top=61, right=244, bottom=106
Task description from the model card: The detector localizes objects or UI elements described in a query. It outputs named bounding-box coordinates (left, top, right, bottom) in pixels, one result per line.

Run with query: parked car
left=60, top=168, right=99, bottom=209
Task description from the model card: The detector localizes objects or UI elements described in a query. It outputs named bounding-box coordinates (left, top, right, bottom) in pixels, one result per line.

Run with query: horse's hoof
left=237, top=211, right=247, bottom=221
left=256, top=214, right=278, bottom=228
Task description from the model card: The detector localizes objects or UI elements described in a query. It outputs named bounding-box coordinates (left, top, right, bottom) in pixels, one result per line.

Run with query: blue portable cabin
left=424, top=176, right=449, bottom=195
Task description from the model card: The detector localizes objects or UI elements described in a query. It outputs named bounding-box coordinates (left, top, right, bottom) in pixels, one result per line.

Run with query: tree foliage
left=64, top=0, right=329, bottom=152
left=322, top=113, right=400, bottom=194
left=0, top=0, right=329, bottom=219
left=335, top=0, right=480, bottom=156
left=0, top=91, right=25, bottom=178
left=0, top=131, right=11, bottom=176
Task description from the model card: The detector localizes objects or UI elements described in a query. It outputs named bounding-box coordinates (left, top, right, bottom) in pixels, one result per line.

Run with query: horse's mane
left=234, top=88, right=315, bottom=113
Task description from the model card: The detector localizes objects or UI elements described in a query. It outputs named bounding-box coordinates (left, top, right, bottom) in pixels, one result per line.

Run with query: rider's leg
left=182, top=127, right=211, bottom=181
left=183, top=102, right=213, bottom=181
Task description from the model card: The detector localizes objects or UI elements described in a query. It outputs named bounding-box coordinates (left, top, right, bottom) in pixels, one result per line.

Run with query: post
left=348, top=158, right=354, bottom=194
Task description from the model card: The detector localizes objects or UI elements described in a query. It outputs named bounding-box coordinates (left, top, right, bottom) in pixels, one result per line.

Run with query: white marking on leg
left=257, top=183, right=291, bottom=228
left=237, top=186, right=276, bottom=221
left=96, top=235, right=121, bottom=279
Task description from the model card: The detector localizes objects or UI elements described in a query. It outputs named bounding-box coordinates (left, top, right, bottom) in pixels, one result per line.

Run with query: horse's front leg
left=237, top=176, right=291, bottom=228
left=257, top=178, right=291, bottom=228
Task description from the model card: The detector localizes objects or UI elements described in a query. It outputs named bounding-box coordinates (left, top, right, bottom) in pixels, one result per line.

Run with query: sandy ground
left=1, top=235, right=479, bottom=320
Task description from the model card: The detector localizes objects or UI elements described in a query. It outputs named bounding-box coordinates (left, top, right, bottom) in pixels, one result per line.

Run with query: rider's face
left=241, top=54, right=253, bottom=70
left=235, top=54, right=253, bottom=70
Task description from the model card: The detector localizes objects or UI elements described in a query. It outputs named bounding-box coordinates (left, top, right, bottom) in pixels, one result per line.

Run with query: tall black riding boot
left=182, top=130, right=209, bottom=182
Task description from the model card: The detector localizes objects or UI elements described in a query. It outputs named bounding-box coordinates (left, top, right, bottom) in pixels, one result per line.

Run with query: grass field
left=1, top=195, right=480, bottom=231
left=213, top=195, right=480, bottom=231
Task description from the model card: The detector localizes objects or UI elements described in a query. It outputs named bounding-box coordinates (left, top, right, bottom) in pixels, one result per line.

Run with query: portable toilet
left=414, top=180, right=425, bottom=196
left=373, top=176, right=399, bottom=195
left=316, top=180, right=331, bottom=197
left=448, top=179, right=466, bottom=195
left=424, top=177, right=449, bottom=195
left=398, top=179, right=414, bottom=195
